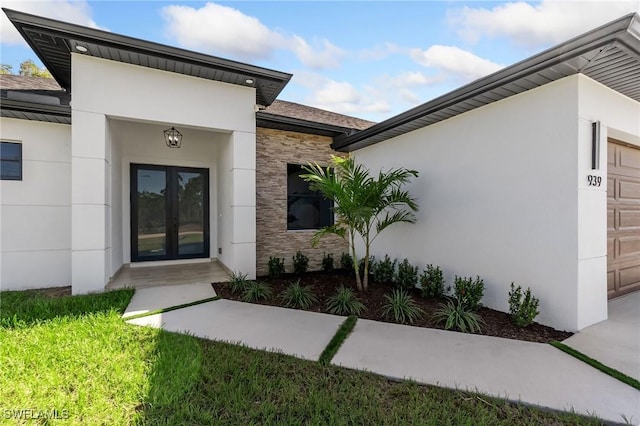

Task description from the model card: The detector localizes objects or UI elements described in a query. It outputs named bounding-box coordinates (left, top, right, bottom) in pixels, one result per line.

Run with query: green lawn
left=0, top=290, right=601, bottom=425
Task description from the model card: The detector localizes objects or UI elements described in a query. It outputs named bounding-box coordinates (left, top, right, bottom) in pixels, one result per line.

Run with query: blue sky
left=2, top=1, right=639, bottom=121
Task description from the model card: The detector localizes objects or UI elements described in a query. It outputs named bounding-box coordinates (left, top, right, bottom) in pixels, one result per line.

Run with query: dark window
left=287, top=164, right=333, bottom=230
left=1, top=142, right=22, bottom=181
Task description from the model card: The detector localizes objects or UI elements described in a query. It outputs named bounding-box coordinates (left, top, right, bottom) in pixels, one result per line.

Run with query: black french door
left=131, top=164, right=209, bottom=262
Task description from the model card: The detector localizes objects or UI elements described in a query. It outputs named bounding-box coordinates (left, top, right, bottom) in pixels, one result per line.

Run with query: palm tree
left=301, top=156, right=419, bottom=291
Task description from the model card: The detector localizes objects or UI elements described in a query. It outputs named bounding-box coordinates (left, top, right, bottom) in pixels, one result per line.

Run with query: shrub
left=420, top=264, right=445, bottom=298
left=453, top=275, right=484, bottom=311
left=242, top=281, right=272, bottom=302
left=340, top=252, right=353, bottom=272
left=394, top=258, right=419, bottom=289
left=508, top=283, right=540, bottom=327
left=326, top=286, right=366, bottom=316
left=268, top=256, right=285, bottom=279
left=359, top=256, right=376, bottom=279
left=382, top=289, right=424, bottom=324
left=321, top=253, right=334, bottom=272
left=372, top=255, right=396, bottom=284
left=432, top=298, right=484, bottom=333
left=280, top=280, right=318, bottom=309
left=228, top=271, right=250, bottom=294
left=292, top=251, right=309, bottom=276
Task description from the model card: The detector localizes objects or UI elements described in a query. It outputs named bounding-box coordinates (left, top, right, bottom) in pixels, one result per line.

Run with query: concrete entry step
left=108, top=260, right=230, bottom=290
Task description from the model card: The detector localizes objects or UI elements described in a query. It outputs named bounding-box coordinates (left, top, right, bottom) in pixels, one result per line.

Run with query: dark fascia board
left=333, top=12, right=640, bottom=151
left=256, top=111, right=357, bottom=137
left=2, top=8, right=292, bottom=105
left=0, top=98, right=71, bottom=117
left=0, top=98, right=71, bottom=124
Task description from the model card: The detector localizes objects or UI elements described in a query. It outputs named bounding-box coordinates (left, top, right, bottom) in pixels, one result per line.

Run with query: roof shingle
left=0, top=74, right=63, bottom=90
left=264, top=100, right=375, bottom=131
left=0, top=74, right=70, bottom=106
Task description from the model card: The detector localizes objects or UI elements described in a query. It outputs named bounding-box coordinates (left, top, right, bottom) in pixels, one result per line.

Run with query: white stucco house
left=1, top=9, right=638, bottom=332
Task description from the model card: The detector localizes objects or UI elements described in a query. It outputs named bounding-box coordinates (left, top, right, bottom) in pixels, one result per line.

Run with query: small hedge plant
left=280, top=280, right=318, bottom=309
left=420, top=264, right=445, bottom=298
left=382, top=289, right=424, bottom=324
left=453, top=275, right=484, bottom=311
left=228, top=271, right=250, bottom=294
left=508, top=283, right=540, bottom=327
left=394, top=258, right=418, bottom=290
left=433, top=298, right=484, bottom=333
left=322, top=253, right=334, bottom=272
left=242, top=281, right=272, bottom=302
left=340, top=252, right=353, bottom=272
left=292, top=251, right=309, bottom=276
left=359, top=256, right=376, bottom=279
left=372, top=255, right=396, bottom=284
left=326, top=286, right=366, bottom=316
left=268, top=256, right=285, bottom=279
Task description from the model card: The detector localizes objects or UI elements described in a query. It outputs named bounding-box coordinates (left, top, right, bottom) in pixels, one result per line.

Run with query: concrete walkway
left=127, top=299, right=345, bottom=361
left=124, top=286, right=640, bottom=424
left=123, top=282, right=217, bottom=318
left=332, top=319, right=640, bottom=425
left=563, top=292, right=640, bottom=381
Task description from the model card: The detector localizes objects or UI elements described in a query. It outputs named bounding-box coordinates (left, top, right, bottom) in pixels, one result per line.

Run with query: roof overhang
left=2, top=8, right=292, bottom=106
left=0, top=99, right=71, bottom=124
left=256, top=111, right=357, bottom=137
left=333, top=13, right=640, bottom=152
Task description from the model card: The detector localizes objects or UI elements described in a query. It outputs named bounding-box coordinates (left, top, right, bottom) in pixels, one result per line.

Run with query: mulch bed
left=213, top=271, right=573, bottom=344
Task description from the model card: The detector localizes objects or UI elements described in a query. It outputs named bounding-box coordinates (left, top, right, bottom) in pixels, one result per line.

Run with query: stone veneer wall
left=256, top=127, right=348, bottom=276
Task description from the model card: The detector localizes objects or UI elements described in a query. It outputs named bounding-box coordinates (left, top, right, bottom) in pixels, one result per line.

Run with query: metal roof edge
left=2, top=8, right=292, bottom=105
left=0, top=98, right=71, bottom=117
left=256, top=111, right=356, bottom=137
left=333, top=12, right=639, bottom=152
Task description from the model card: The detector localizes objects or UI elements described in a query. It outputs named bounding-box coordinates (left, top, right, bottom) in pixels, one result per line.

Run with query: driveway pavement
left=563, top=292, right=640, bottom=381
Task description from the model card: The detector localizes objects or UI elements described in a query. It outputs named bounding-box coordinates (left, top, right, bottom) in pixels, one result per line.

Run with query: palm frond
left=311, top=225, right=346, bottom=247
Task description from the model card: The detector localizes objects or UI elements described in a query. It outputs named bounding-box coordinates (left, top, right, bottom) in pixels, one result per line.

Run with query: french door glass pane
left=136, top=169, right=167, bottom=258
left=178, top=171, right=205, bottom=256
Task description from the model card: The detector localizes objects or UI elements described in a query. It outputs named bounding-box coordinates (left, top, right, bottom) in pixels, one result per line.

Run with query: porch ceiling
left=3, top=8, right=292, bottom=106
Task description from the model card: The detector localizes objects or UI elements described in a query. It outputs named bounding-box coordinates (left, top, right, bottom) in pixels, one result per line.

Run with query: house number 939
left=587, top=175, right=602, bottom=187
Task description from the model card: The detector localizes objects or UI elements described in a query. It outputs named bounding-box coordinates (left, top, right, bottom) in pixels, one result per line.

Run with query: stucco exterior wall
left=353, top=75, right=584, bottom=331
left=256, top=127, right=347, bottom=276
left=0, top=118, right=71, bottom=290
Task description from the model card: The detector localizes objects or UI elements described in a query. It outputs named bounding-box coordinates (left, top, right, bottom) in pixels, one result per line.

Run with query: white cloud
left=161, top=2, right=345, bottom=69
left=410, top=45, right=503, bottom=81
left=290, top=36, right=346, bottom=70
left=358, top=42, right=405, bottom=61
left=291, top=71, right=391, bottom=116
left=449, top=0, right=640, bottom=48
left=161, top=3, right=283, bottom=60
left=400, top=89, right=421, bottom=105
left=389, top=71, right=446, bottom=87
left=368, top=71, right=448, bottom=110
left=1, top=0, right=104, bottom=45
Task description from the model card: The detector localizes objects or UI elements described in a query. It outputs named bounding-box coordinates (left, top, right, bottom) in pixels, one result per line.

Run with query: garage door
left=607, top=139, right=640, bottom=299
